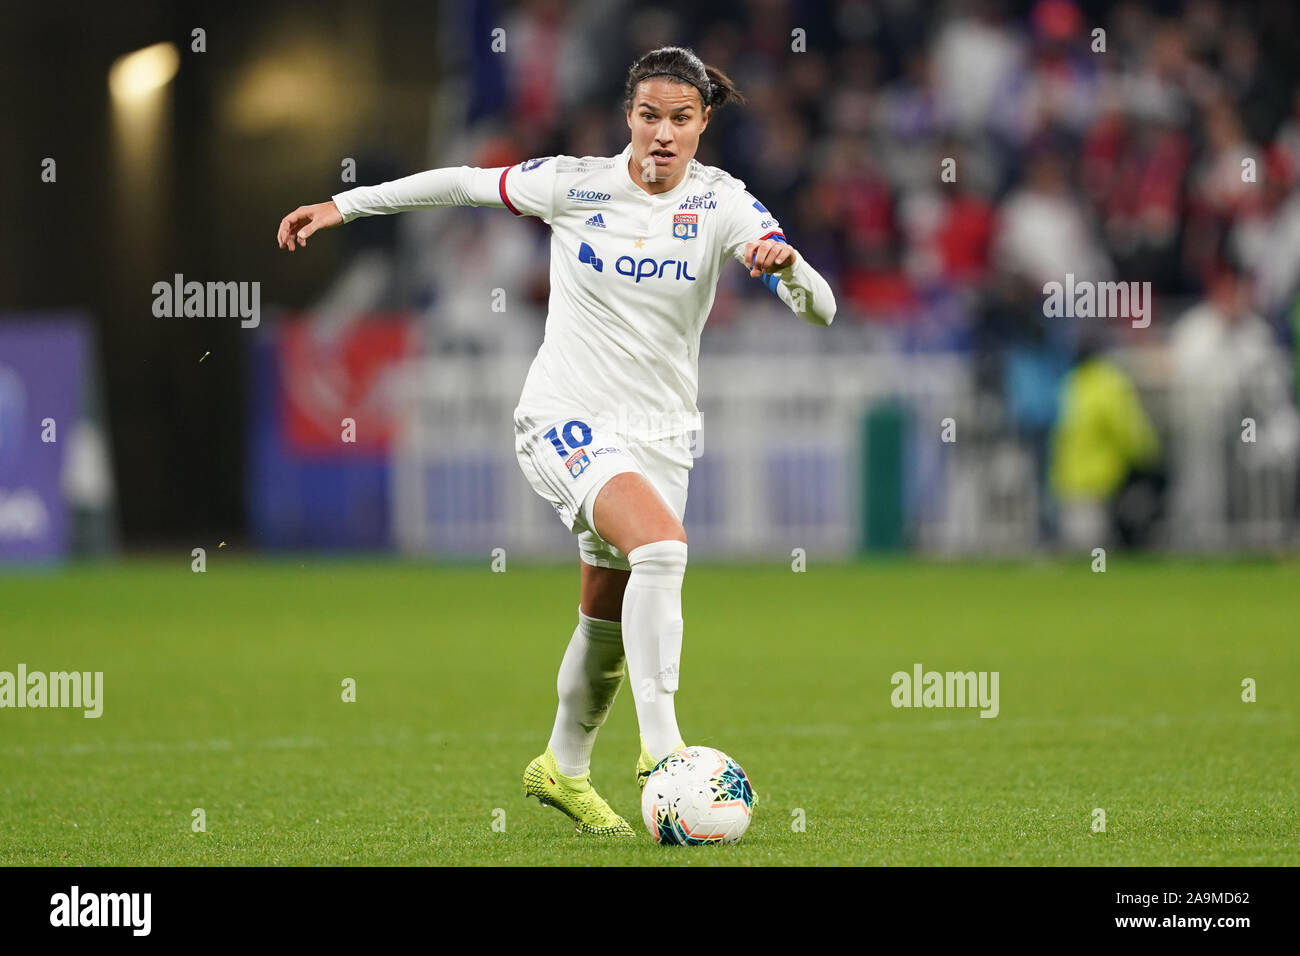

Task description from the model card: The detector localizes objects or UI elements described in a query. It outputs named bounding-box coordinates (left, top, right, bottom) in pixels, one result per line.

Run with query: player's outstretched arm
left=741, top=239, right=837, bottom=327
left=276, top=162, right=553, bottom=250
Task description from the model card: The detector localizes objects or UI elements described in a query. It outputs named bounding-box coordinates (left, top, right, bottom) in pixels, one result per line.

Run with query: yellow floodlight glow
left=109, top=43, right=180, bottom=103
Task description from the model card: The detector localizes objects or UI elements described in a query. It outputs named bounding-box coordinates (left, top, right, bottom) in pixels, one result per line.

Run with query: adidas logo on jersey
left=585, top=213, right=607, bottom=229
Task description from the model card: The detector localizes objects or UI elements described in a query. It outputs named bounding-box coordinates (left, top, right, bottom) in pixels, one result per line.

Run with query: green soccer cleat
left=523, top=747, right=633, bottom=836
left=636, top=735, right=686, bottom=791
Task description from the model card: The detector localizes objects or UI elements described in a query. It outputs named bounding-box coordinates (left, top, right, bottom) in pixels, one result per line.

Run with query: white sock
left=623, top=539, right=687, bottom=762
left=547, top=606, right=626, bottom=778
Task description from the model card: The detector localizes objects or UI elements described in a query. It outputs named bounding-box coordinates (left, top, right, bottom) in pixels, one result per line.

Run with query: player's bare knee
left=660, top=523, right=688, bottom=547
left=622, top=520, right=686, bottom=554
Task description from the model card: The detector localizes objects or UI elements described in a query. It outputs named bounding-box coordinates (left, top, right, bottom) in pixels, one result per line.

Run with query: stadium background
left=3, top=0, right=1300, bottom=559
left=1, top=0, right=1297, bottom=867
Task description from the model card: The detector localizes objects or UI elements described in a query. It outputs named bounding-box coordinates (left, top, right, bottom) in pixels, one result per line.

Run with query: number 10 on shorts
left=544, top=420, right=593, bottom=478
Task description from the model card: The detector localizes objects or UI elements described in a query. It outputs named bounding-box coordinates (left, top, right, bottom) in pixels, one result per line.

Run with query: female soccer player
left=277, top=47, right=836, bottom=835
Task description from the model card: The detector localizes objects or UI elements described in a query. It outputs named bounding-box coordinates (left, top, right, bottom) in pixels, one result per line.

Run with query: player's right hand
left=277, top=201, right=342, bottom=251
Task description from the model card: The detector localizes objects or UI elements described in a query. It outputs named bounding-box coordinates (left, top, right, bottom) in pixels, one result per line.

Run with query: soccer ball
left=641, top=745, right=754, bottom=845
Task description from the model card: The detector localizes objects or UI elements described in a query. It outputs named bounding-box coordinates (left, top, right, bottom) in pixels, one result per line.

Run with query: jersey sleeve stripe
left=498, top=166, right=523, bottom=216
left=759, top=231, right=787, bottom=243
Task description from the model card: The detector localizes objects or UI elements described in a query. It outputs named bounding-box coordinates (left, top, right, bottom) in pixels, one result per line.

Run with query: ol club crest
left=672, top=213, right=699, bottom=242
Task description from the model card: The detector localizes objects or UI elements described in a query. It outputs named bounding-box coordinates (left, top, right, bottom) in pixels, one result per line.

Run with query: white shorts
left=514, top=414, right=694, bottom=571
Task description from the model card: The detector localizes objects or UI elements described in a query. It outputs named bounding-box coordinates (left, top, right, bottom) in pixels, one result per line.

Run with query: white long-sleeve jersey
left=332, top=143, right=837, bottom=440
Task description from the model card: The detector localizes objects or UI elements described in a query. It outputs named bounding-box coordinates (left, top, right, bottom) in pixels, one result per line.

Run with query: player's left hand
left=744, top=239, right=798, bottom=277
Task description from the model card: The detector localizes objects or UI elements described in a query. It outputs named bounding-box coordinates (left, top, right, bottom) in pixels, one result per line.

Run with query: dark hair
left=623, top=46, right=745, bottom=112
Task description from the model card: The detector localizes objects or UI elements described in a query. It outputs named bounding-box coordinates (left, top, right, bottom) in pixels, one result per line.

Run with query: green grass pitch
left=1, top=557, right=1296, bottom=866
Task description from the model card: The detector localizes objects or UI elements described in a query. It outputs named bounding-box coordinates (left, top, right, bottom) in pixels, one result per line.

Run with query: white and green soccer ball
left=641, top=745, right=754, bottom=845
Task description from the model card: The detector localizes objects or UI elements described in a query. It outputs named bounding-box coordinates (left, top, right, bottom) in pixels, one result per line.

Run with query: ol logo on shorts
left=565, top=448, right=590, bottom=477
